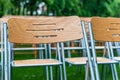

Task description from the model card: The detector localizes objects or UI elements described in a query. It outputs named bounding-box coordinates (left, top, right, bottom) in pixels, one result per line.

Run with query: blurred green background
left=0, top=0, right=120, bottom=17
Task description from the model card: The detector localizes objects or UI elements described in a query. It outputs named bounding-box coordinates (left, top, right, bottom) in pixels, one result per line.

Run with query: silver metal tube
left=82, top=21, right=96, bottom=80
left=38, top=44, right=44, bottom=59
left=61, top=42, right=67, bottom=80
left=66, top=42, right=71, bottom=58
left=48, top=44, right=53, bottom=80
left=3, top=22, right=10, bottom=80
left=1, top=22, right=4, bottom=80
left=109, top=42, right=118, bottom=80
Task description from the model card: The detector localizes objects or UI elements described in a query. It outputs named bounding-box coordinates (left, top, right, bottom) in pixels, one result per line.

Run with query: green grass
left=11, top=50, right=120, bottom=80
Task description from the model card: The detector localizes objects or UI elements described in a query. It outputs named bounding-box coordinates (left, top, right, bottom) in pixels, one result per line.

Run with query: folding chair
left=62, top=17, right=97, bottom=80
left=3, top=16, right=93, bottom=80
left=88, top=17, right=119, bottom=80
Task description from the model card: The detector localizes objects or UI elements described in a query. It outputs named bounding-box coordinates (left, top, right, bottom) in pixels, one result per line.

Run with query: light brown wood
left=96, top=57, right=117, bottom=64
left=114, top=57, right=120, bottom=61
left=80, top=17, right=91, bottom=23
left=65, top=57, right=88, bottom=64
left=80, top=17, right=91, bottom=32
left=14, top=59, right=61, bottom=67
left=8, top=16, right=82, bottom=44
left=65, top=57, right=117, bottom=65
left=92, top=17, right=120, bottom=42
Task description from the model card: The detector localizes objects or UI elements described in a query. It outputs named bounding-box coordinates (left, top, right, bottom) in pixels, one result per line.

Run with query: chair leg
left=5, top=65, right=11, bottom=80
left=113, top=64, right=118, bottom=80
left=85, top=61, right=89, bottom=80
left=46, top=66, right=49, bottom=80
left=85, top=61, right=96, bottom=80
left=61, top=43, right=67, bottom=80
left=62, top=62, right=67, bottom=80
left=50, top=66, right=53, bottom=80
left=59, top=65, right=63, bottom=80
left=1, top=54, right=4, bottom=80
left=111, top=64, right=118, bottom=80
left=111, top=64, right=115, bottom=80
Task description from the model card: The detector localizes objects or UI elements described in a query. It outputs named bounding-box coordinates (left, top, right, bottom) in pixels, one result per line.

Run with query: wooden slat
left=65, top=57, right=87, bottom=65
left=65, top=57, right=117, bottom=65
left=13, top=59, right=61, bottom=67
left=8, top=16, right=82, bottom=44
left=96, top=57, right=117, bottom=64
left=114, top=57, right=120, bottom=61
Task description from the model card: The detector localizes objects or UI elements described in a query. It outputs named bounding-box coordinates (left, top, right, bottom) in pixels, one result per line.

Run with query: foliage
left=0, top=0, right=13, bottom=17
left=0, top=0, right=120, bottom=17
left=104, top=0, right=120, bottom=17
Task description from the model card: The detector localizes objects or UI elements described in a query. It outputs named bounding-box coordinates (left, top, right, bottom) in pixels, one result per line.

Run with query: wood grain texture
left=14, top=59, right=61, bottom=67
left=92, top=17, right=120, bottom=42
left=65, top=57, right=117, bottom=65
left=8, top=16, right=82, bottom=44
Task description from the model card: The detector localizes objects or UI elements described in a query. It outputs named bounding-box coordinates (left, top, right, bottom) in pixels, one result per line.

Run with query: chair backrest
left=8, top=16, right=82, bottom=44
left=92, top=17, right=120, bottom=42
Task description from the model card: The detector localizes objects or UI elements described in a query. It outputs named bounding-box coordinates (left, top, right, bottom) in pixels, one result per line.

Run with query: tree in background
left=104, top=0, right=120, bottom=17
left=0, top=0, right=13, bottom=17
left=0, top=0, right=120, bottom=17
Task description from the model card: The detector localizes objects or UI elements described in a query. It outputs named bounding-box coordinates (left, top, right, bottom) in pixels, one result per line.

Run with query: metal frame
left=88, top=21, right=118, bottom=80
left=81, top=21, right=95, bottom=80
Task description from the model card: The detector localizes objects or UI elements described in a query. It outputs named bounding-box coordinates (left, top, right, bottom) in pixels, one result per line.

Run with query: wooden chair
left=3, top=16, right=94, bottom=80
left=88, top=17, right=119, bottom=80
left=64, top=17, right=106, bottom=80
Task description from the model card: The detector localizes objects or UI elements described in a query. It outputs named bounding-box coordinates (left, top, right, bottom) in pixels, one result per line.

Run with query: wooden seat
left=96, top=57, right=117, bottom=64
left=114, top=57, right=120, bottom=61
left=65, top=57, right=117, bottom=65
left=65, top=57, right=88, bottom=65
left=14, top=59, right=62, bottom=67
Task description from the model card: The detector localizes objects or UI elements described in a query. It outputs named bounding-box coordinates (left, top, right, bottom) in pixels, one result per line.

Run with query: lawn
left=11, top=49, right=120, bottom=80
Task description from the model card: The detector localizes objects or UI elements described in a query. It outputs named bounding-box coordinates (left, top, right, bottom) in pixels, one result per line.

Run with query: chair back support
left=92, top=17, right=120, bottom=42
left=8, top=16, right=82, bottom=44
left=80, top=17, right=91, bottom=32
